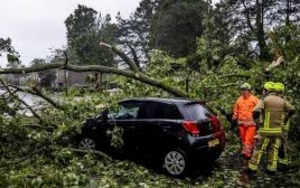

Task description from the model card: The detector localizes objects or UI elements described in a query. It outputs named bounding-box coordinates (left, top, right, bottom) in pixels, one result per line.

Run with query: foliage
left=30, top=58, right=57, bottom=87
left=2, top=0, right=300, bottom=187
left=65, top=5, right=117, bottom=66
left=151, top=0, right=208, bottom=58
left=116, top=0, right=159, bottom=67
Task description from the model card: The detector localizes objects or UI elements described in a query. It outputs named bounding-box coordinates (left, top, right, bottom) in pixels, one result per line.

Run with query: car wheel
left=163, top=149, right=188, bottom=177
left=79, top=137, right=96, bottom=149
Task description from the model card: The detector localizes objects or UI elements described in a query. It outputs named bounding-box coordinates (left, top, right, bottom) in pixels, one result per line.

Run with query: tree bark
left=0, top=62, right=188, bottom=98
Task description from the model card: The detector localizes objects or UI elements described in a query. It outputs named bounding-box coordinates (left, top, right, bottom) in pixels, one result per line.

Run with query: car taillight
left=210, top=115, right=222, bottom=131
left=182, top=121, right=199, bottom=134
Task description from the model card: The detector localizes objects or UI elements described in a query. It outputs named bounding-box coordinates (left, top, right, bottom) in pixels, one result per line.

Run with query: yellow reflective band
left=279, top=158, right=289, bottom=165
left=257, top=138, right=269, bottom=169
left=264, top=111, right=270, bottom=129
left=258, top=131, right=282, bottom=137
left=281, top=113, right=285, bottom=126
left=259, top=128, right=282, bottom=134
left=282, top=126, right=290, bottom=131
left=270, top=138, right=281, bottom=170
left=259, top=130, right=282, bottom=133
left=248, top=163, right=258, bottom=170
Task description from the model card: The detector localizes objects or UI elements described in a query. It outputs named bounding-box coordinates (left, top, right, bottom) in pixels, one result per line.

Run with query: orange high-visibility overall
left=233, top=94, right=259, bottom=158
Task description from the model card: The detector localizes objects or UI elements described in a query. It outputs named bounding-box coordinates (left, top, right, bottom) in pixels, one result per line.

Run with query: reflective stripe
left=282, top=126, right=289, bottom=131
left=281, top=113, right=285, bottom=126
left=261, top=109, right=285, bottom=136
left=248, top=163, right=258, bottom=171
left=279, top=158, right=290, bottom=165
left=238, top=121, right=256, bottom=126
left=248, top=138, right=269, bottom=171
left=264, top=111, right=270, bottom=129
left=259, top=128, right=282, bottom=132
left=282, top=119, right=290, bottom=131
left=268, top=138, right=280, bottom=171
left=258, top=128, right=282, bottom=136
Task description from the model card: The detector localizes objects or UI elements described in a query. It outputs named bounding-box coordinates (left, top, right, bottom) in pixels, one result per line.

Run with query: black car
left=78, top=98, right=225, bottom=176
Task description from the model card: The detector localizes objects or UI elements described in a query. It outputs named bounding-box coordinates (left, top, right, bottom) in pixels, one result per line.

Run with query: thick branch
left=0, top=63, right=188, bottom=98
left=218, top=73, right=251, bottom=79
left=100, top=42, right=140, bottom=72
left=7, top=84, right=65, bottom=111
left=265, top=56, right=286, bottom=72
left=126, top=42, right=141, bottom=71
left=0, top=79, right=42, bottom=121
left=242, top=0, right=255, bottom=32
left=0, top=147, right=46, bottom=169
left=71, top=148, right=112, bottom=161
left=32, top=87, right=66, bottom=111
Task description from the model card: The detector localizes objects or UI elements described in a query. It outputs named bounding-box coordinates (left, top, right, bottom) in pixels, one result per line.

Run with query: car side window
left=115, top=102, right=141, bottom=120
left=157, top=103, right=183, bottom=119
left=137, top=102, right=183, bottom=119
left=138, top=102, right=158, bottom=119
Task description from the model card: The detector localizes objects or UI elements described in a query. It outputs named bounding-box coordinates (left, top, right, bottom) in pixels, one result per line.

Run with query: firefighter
left=232, top=83, right=259, bottom=159
left=248, top=82, right=295, bottom=173
left=274, top=82, right=292, bottom=168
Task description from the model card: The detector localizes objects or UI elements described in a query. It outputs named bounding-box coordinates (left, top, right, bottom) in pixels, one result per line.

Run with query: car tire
left=163, top=148, right=188, bottom=177
left=78, top=137, right=97, bottom=150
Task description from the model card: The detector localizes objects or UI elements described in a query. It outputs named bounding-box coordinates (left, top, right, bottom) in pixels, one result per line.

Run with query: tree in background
left=65, top=4, right=117, bottom=66
left=1, top=37, right=20, bottom=66
left=30, top=58, right=56, bottom=88
left=150, top=0, right=208, bottom=58
left=214, top=0, right=300, bottom=63
left=65, top=5, right=118, bottom=90
left=116, top=0, right=159, bottom=68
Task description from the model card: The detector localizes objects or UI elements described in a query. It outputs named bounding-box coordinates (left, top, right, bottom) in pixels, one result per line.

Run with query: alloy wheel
left=79, top=137, right=96, bottom=149
left=164, top=150, right=186, bottom=176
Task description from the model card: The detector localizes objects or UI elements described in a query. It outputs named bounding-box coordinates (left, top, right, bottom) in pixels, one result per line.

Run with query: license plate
left=208, top=138, right=220, bottom=147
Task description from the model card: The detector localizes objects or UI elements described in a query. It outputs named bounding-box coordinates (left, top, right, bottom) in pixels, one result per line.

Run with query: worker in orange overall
left=232, top=83, right=259, bottom=159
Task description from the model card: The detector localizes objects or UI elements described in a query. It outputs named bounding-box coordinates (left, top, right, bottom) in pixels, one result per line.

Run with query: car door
left=111, top=101, right=142, bottom=150
left=155, top=103, right=184, bottom=149
left=135, top=101, right=160, bottom=151
left=136, top=102, right=183, bottom=152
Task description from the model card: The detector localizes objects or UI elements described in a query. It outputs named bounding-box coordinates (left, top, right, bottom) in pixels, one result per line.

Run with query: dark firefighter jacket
left=253, top=93, right=295, bottom=136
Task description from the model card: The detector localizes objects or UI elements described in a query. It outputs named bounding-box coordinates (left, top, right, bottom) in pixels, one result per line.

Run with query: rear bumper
left=187, top=130, right=225, bottom=160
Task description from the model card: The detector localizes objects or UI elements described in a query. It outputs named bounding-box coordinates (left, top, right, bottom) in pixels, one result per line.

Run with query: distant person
left=232, top=83, right=259, bottom=159
left=247, top=82, right=295, bottom=174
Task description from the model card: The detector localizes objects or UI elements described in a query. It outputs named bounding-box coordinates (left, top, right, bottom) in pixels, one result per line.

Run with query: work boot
left=245, top=168, right=257, bottom=175
left=241, top=159, right=249, bottom=170
left=266, top=170, right=276, bottom=176
left=243, top=154, right=251, bottom=160
left=277, top=164, right=289, bottom=172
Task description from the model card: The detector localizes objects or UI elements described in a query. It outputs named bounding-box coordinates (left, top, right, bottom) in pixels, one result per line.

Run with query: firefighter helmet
left=240, top=83, right=252, bottom=90
left=274, top=82, right=284, bottom=92
left=263, top=81, right=275, bottom=91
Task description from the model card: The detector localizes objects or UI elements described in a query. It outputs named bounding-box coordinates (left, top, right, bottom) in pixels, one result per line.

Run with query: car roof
left=119, top=97, right=205, bottom=105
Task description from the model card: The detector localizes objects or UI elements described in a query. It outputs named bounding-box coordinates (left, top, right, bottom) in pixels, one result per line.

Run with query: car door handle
left=162, top=126, right=172, bottom=131
left=127, top=125, right=135, bottom=130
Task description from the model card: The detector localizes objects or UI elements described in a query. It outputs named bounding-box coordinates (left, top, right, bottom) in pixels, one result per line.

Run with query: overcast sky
left=0, top=0, right=217, bottom=67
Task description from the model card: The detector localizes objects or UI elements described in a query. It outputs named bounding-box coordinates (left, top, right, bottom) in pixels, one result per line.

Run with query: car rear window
left=184, top=103, right=211, bottom=121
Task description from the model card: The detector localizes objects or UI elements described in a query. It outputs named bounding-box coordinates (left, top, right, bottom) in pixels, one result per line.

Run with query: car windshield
left=184, top=103, right=211, bottom=121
